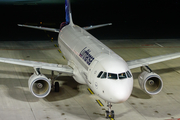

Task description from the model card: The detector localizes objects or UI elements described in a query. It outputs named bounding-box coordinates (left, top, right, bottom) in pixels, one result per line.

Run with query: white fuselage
left=58, top=24, right=133, bottom=103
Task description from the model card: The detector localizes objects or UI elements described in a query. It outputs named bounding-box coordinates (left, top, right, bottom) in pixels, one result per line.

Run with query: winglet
left=65, top=0, right=74, bottom=26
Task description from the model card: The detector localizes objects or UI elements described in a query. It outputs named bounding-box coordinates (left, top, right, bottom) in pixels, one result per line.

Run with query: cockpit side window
left=126, top=71, right=132, bottom=78
left=101, top=72, right=107, bottom=79
left=97, top=71, right=103, bottom=78
left=118, top=73, right=127, bottom=79
left=108, top=73, right=117, bottom=80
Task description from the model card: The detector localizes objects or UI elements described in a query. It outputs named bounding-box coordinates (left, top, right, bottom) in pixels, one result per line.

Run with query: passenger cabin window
left=126, top=71, right=132, bottom=78
left=97, top=71, right=103, bottom=78
left=101, top=72, right=107, bottom=79
left=118, top=73, right=127, bottom=79
left=108, top=73, right=117, bottom=80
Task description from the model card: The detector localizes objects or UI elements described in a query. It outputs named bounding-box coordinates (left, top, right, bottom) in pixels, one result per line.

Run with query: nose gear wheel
left=105, top=102, right=115, bottom=119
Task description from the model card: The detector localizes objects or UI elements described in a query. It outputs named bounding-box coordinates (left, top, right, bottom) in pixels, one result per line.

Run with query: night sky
left=0, top=0, right=180, bottom=40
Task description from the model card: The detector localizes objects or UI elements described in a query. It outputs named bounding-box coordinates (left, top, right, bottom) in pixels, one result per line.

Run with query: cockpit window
left=97, top=71, right=103, bottom=78
left=98, top=71, right=130, bottom=80
left=101, top=72, right=107, bottom=79
left=118, top=73, right=127, bottom=79
left=108, top=73, right=117, bottom=80
left=126, top=71, right=132, bottom=78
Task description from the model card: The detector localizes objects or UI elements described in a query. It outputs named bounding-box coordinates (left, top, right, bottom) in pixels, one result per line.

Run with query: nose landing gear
left=105, top=102, right=115, bottom=119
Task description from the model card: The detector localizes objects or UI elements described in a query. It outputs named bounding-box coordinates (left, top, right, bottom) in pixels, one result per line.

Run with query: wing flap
left=0, top=57, right=73, bottom=74
left=127, top=52, right=180, bottom=69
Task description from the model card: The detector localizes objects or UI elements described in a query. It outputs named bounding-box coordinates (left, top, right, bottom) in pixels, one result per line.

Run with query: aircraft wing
left=18, top=24, right=60, bottom=33
left=127, top=52, right=180, bottom=69
left=0, top=57, right=73, bottom=74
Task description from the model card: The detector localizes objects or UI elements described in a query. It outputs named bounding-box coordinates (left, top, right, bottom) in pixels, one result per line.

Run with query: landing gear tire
left=105, top=102, right=115, bottom=119
left=105, top=110, right=109, bottom=119
left=51, top=71, right=61, bottom=92
left=111, top=110, right=114, bottom=118
left=55, top=82, right=60, bottom=92
left=105, top=110, right=114, bottom=119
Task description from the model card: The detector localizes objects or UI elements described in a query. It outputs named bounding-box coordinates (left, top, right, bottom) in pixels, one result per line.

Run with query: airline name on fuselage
left=79, top=47, right=94, bottom=65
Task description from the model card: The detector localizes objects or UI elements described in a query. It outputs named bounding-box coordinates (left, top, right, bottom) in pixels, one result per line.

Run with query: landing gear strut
left=51, top=71, right=61, bottom=92
left=105, top=102, right=114, bottom=119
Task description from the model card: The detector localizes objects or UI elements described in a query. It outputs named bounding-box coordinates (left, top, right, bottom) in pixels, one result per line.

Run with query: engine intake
left=28, top=73, right=51, bottom=98
left=138, top=71, right=163, bottom=95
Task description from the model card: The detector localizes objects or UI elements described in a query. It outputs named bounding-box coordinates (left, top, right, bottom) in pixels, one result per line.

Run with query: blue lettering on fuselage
left=79, top=47, right=94, bottom=65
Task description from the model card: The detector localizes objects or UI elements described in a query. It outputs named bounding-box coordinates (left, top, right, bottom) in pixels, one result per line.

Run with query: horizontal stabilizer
left=83, top=23, right=112, bottom=30
left=18, top=24, right=59, bottom=33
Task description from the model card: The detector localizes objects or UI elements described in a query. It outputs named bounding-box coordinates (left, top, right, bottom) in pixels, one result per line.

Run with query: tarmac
left=0, top=39, right=180, bottom=120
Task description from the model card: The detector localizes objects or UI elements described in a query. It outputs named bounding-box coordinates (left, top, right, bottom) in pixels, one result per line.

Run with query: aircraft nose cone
left=111, top=79, right=133, bottom=103
left=112, top=91, right=131, bottom=103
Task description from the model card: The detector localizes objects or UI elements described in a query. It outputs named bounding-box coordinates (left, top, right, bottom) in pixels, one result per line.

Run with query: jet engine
left=28, top=73, right=51, bottom=98
left=138, top=71, right=163, bottom=95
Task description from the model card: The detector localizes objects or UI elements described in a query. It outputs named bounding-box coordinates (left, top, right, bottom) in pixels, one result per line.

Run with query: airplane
left=0, top=0, right=180, bottom=119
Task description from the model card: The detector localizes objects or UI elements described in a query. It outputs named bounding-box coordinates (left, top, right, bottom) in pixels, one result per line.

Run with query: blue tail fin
left=65, top=0, right=73, bottom=25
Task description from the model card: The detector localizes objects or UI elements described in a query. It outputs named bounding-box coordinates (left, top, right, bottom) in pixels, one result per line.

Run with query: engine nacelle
left=28, top=73, right=51, bottom=98
left=138, top=71, right=163, bottom=95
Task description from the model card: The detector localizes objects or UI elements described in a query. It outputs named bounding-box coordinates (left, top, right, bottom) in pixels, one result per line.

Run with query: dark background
left=0, top=0, right=180, bottom=41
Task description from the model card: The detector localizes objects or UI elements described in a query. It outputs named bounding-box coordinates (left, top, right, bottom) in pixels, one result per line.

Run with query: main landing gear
left=105, top=102, right=115, bottom=119
left=51, top=71, right=61, bottom=92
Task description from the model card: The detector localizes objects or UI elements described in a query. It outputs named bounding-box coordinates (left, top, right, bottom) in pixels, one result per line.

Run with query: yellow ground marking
left=58, top=49, right=62, bottom=53
left=96, top=100, right=104, bottom=107
left=87, top=88, right=94, bottom=94
left=62, top=56, right=66, bottom=59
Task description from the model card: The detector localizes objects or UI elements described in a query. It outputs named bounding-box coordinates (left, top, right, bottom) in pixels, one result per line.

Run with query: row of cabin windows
left=97, top=71, right=132, bottom=80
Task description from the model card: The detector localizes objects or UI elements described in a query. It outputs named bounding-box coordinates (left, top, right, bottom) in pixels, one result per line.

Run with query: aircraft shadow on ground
left=0, top=73, right=95, bottom=120
left=0, top=70, right=80, bottom=102
left=0, top=70, right=32, bottom=77
left=115, top=109, right=134, bottom=119
left=130, top=67, right=180, bottom=99
left=131, top=87, right=152, bottom=99
left=45, top=76, right=80, bottom=102
left=132, top=67, right=180, bottom=79
left=1, top=68, right=179, bottom=119
left=1, top=66, right=180, bottom=101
